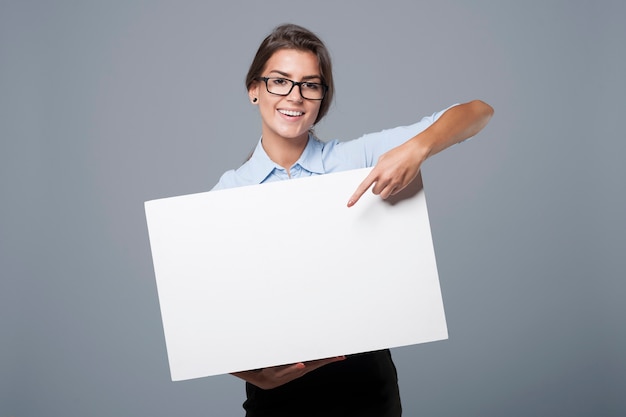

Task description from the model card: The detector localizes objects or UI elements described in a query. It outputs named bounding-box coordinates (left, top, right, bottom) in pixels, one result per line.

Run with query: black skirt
left=243, top=349, right=402, bottom=417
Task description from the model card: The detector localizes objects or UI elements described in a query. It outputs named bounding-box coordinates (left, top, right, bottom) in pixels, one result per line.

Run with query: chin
left=279, top=129, right=310, bottom=141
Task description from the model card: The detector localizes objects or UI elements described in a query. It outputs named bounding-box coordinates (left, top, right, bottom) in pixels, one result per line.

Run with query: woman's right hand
left=231, top=356, right=346, bottom=390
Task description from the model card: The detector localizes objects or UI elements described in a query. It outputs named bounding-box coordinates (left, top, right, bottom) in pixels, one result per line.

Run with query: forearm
left=410, top=100, right=494, bottom=162
left=347, top=99, right=493, bottom=206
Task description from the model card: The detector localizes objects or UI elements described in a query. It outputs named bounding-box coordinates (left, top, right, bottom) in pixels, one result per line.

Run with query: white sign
left=145, top=168, right=447, bottom=381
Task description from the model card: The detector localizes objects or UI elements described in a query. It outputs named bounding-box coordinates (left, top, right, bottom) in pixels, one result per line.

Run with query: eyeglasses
left=257, top=77, right=328, bottom=100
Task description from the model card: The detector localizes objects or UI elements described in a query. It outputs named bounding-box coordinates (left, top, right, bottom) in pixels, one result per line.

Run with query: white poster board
left=145, top=168, right=447, bottom=381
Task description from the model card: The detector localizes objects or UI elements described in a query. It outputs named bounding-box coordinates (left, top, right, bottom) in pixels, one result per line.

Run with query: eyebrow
left=268, top=70, right=322, bottom=81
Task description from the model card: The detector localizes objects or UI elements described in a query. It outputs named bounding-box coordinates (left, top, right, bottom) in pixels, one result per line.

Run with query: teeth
left=279, top=109, right=303, bottom=117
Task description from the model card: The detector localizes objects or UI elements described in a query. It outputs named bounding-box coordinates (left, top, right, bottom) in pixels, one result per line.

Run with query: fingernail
left=347, top=200, right=354, bottom=207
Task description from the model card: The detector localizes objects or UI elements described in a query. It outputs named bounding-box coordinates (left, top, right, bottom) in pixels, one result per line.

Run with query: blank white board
left=145, top=168, right=447, bottom=381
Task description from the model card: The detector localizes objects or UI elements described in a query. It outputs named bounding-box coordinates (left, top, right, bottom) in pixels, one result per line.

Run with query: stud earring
left=252, top=98, right=258, bottom=103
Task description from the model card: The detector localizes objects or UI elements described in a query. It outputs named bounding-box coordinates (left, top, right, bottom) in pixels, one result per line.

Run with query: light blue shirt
left=212, top=106, right=454, bottom=190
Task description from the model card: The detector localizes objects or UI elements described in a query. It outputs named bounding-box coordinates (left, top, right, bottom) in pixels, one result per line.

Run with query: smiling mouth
left=278, top=109, right=304, bottom=117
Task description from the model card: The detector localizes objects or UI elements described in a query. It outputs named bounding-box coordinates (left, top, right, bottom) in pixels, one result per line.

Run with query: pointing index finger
left=347, top=171, right=376, bottom=208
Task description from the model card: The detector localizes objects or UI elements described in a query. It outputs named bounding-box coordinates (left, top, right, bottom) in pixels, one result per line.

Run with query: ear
left=248, top=83, right=260, bottom=104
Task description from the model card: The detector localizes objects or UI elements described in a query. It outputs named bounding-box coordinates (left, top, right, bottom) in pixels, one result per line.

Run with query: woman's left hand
left=347, top=139, right=425, bottom=207
left=346, top=100, right=494, bottom=207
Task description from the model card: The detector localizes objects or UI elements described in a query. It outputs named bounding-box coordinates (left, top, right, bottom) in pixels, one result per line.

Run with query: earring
left=252, top=98, right=258, bottom=103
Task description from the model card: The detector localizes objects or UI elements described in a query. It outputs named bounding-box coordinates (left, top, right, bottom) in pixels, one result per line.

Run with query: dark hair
left=245, top=23, right=334, bottom=125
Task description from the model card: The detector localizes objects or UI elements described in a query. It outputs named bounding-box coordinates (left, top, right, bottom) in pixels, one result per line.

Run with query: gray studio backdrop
left=1, top=1, right=624, bottom=416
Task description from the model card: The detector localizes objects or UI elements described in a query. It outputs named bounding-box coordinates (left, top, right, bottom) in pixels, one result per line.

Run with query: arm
left=347, top=100, right=494, bottom=207
left=231, top=356, right=346, bottom=390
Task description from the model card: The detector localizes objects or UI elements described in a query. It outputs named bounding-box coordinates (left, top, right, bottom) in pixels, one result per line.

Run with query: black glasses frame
left=257, top=77, right=328, bottom=100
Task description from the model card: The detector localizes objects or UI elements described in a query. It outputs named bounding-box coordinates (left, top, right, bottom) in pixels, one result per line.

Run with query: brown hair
left=245, top=23, right=334, bottom=125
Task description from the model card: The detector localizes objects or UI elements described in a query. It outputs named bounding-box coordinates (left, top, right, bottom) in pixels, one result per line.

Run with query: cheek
left=259, top=98, right=277, bottom=114
left=310, top=103, right=322, bottom=121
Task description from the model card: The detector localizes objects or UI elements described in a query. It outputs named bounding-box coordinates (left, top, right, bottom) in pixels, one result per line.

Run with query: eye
left=302, top=82, right=321, bottom=90
left=272, top=78, right=289, bottom=86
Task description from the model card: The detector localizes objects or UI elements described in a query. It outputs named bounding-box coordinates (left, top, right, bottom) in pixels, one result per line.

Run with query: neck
left=261, top=132, right=309, bottom=171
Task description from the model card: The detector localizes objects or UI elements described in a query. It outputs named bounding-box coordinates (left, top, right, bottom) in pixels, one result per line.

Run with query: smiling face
left=249, top=49, right=322, bottom=147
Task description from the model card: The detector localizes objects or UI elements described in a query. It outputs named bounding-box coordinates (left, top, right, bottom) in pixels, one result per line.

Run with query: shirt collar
left=241, top=134, right=325, bottom=184
left=296, top=134, right=325, bottom=175
left=240, top=138, right=281, bottom=184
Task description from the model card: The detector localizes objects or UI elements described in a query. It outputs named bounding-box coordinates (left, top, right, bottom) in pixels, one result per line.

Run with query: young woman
left=212, top=23, right=493, bottom=417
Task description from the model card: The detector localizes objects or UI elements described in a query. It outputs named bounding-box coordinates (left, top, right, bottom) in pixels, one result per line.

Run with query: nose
left=286, top=82, right=303, bottom=102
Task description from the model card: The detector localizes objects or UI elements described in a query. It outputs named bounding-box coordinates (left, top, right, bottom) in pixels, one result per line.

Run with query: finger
left=379, top=186, right=396, bottom=200
left=389, top=182, right=408, bottom=196
left=371, top=177, right=392, bottom=197
left=274, top=362, right=305, bottom=379
left=347, top=172, right=377, bottom=207
left=305, top=356, right=345, bottom=366
left=382, top=178, right=408, bottom=199
left=302, top=356, right=346, bottom=371
left=380, top=172, right=412, bottom=199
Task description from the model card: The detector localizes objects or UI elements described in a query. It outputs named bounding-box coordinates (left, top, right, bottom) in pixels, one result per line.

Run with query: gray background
left=1, top=0, right=624, bottom=416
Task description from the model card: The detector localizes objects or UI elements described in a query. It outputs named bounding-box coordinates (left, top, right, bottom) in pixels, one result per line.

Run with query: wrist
left=407, top=133, right=433, bottom=164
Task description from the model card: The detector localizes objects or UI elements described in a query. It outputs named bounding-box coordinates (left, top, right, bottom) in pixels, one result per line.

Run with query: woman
left=212, top=23, right=493, bottom=417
